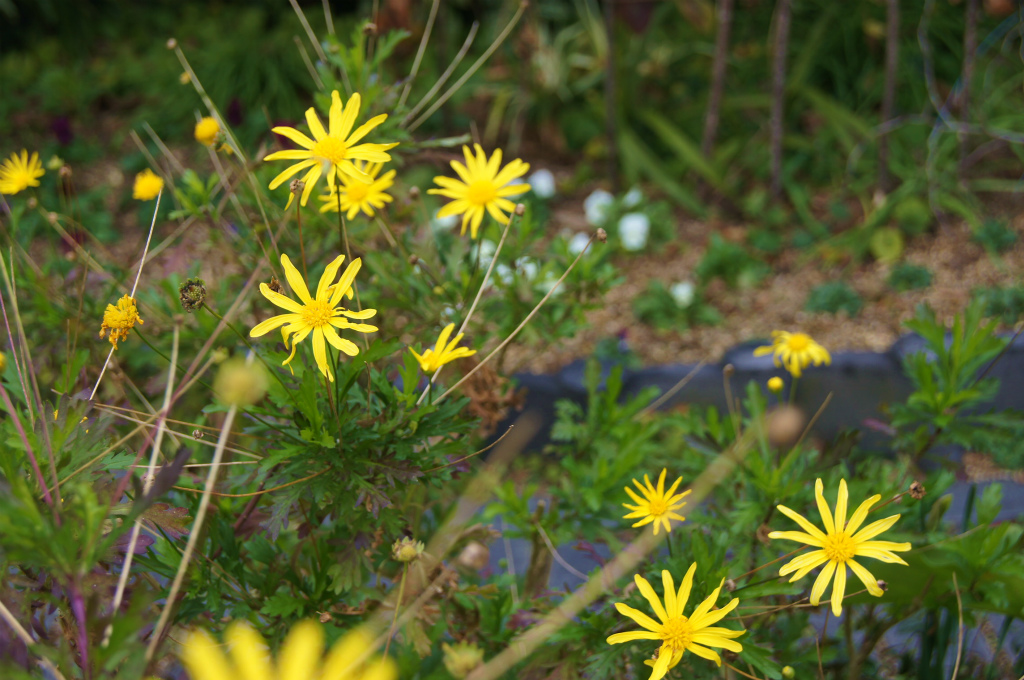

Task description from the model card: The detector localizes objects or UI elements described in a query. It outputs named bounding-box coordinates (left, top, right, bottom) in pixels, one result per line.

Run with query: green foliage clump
left=888, top=263, right=933, bottom=292
left=973, top=284, right=1024, bottom=324
left=696, top=234, right=769, bottom=289
left=892, top=196, right=934, bottom=236
left=805, top=281, right=863, bottom=317
left=972, top=219, right=1018, bottom=255
left=632, top=280, right=721, bottom=331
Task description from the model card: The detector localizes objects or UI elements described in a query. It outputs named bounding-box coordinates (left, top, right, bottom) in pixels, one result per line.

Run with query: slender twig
left=145, top=385, right=240, bottom=661
left=407, top=2, right=527, bottom=132
left=950, top=573, right=964, bottom=680
left=171, top=468, right=328, bottom=498
left=90, top=190, right=162, bottom=401
left=879, top=0, right=899, bottom=192
left=0, top=598, right=67, bottom=680
left=702, top=0, right=734, bottom=161
left=402, top=23, right=480, bottom=126
left=102, top=323, right=180, bottom=647
left=398, top=0, right=441, bottom=110
left=383, top=564, right=408, bottom=660
left=416, top=212, right=518, bottom=405
left=435, top=233, right=599, bottom=404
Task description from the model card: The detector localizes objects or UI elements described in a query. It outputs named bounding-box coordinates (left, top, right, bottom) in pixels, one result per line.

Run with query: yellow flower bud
left=767, top=376, right=784, bottom=393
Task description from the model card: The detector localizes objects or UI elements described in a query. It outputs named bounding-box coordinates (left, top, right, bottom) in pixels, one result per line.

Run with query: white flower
left=441, top=305, right=458, bottom=321
left=584, top=189, right=614, bottom=226
left=518, top=258, right=539, bottom=281
left=528, top=169, right=556, bottom=199
left=670, top=281, right=696, bottom=307
left=431, top=213, right=459, bottom=233
left=478, top=239, right=497, bottom=262
left=623, top=186, right=643, bottom=208
left=535, top=273, right=562, bottom=297
left=494, top=264, right=514, bottom=286
left=568, top=232, right=591, bottom=255
left=618, top=212, right=650, bottom=251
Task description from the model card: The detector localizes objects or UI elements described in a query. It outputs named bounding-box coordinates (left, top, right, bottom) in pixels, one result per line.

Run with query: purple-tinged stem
left=0, top=382, right=53, bottom=508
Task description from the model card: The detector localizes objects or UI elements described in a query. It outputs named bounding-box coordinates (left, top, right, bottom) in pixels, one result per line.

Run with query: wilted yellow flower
left=767, top=376, right=784, bottom=393
left=754, top=331, right=831, bottom=378
left=410, top=323, right=476, bottom=374
left=181, top=620, right=396, bottom=680
left=392, top=536, right=425, bottom=563
left=0, top=150, right=45, bottom=195
left=132, top=168, right=164, bottom=201
left=264, top=91, right=398, bottom=208
left=318, top=161, right=396, bottom=219
left=249, top=253, right=377, bottom=382
left=607, top=563, right=744, bottom=679
left=769, top=478, right=911, bottom=616
left=99, top=295, right=144, bottom=350
left=622, top=469, right=690, bottom=536
left=194, top=117, right=220, bottom=147
left=443, top=641, right=485, bottom=679
left=428, top=144, right=530, bottom=239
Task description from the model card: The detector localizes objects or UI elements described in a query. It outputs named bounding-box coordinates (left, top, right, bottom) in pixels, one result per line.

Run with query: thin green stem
left=384, top=564, right=409, bottom=661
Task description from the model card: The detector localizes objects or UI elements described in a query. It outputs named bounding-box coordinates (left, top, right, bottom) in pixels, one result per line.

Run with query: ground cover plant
left=2, top=2, right=1024, bottom=680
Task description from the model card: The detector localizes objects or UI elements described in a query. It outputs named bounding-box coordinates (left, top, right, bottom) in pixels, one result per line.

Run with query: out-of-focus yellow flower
left=318, top=161, right=396, bottom=219
left=607, top=563, right=745, bottom=679
left=622, top=469, right=690, bottom=536
left=194, top=117, right=220, bottom=147
left=409, top=323, right=476, bottom=374
left=767, top=376, right=784, bottom=393
left=428, top=144, right=530, bottom=239
left=179, top=71, right=191, bottom=85
left=181, top=620, right=396, bottom=680
left=0, top=150, right=45, bottom=195
left=99, top=295, right=144, bottom=350
left=769, top=478, right=911, bottom=616
left=249, top=253, right=377, bottom=382
left=132, top=169, right=164, bottom=201
left=754, top=331, right=831, bottom=378
left=264, top=91, right=398, bottom=208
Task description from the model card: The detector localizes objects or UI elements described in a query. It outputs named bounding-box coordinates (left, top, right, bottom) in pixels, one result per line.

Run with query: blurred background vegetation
left=3, top=0, right=1024, bottom=332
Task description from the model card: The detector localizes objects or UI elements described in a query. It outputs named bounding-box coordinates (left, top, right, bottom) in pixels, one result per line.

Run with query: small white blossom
left=618, top=212, right=650, bottom=251
left=568, top=232, right=591, bottom=255
left=584, top=189, right=614, bottom=226
left=431, top=213, right=459, bottom=233
left=478, top=239, right=497, bottom=262
left=669, top=281, right=696, bottom=308
left=623, top=186, right=643, bottom=208
left=494, top=264, right=514, bottom=286
left=519, top=258, right=539, bottom=281
left=528, top=169, right=556, bottom=199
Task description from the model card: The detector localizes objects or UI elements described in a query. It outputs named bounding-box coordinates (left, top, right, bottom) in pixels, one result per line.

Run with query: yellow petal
left=277, top=620, right=323, bottom=680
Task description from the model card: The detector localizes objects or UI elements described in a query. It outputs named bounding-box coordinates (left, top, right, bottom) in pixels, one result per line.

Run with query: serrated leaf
left=139, top=503, right=191, bottom=540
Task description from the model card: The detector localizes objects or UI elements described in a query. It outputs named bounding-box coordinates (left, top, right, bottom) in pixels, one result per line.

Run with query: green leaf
left=738, top=642, right=784, bottom=680
left=976, top=484, right=1003, bottom=527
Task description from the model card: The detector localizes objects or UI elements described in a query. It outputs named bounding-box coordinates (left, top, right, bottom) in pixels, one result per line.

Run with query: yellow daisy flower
left=99, top=295, right=144, bottom=350
left=622, top=469, right=691, bottom=536
left=410, top=323, right=476, bottom=373
left=181, top=620, right=396, bottom=680
left=753, top=330, right=831, bottom=378
left=249, top=253, right=377, bottom=382
left=132, top=168, right=164, bottom=201
left=318, top=161, right=396, bottom=219
left=768, top=478, right=911, bottom=617
left=607, top=563, right=744, bottom=679
left=194, top=117, right=220, bottom=147
left=264, top=91, right=398, bottom=209
left=0, top=150, right=45, bottom=195
left=428, top=144, right=530, bottom=239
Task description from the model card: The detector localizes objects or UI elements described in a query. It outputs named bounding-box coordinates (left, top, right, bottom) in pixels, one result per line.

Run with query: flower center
left=301, top=299, right=334, bottom=329
left=822, top=532, right=856, bottom=563
left=312, top=136, right=349, bottom=165
left=647, top=498, right=669, bottom=516
left=467, top=180, right=497, bottom=206
left=660, top=616, right=693, bottom=652
left=786, top=333, right=811, bottom=352
left=345, top=182, right=369, bottom=202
